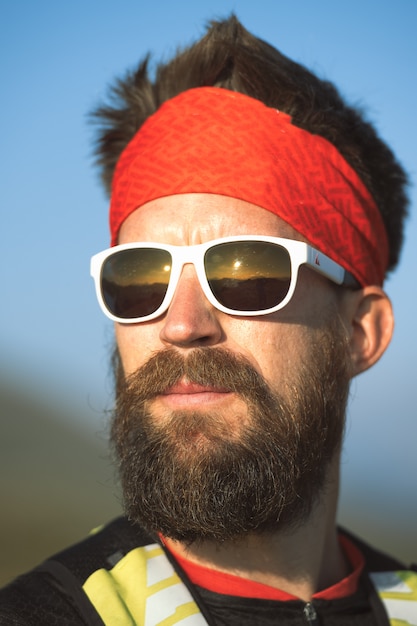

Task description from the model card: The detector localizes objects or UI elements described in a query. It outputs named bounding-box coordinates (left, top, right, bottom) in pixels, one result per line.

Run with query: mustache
left=120, top=347, right=273, bottom=402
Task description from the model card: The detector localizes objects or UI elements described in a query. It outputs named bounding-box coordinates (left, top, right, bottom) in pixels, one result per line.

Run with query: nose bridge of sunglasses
left=165, top=244, right=214, bottom=306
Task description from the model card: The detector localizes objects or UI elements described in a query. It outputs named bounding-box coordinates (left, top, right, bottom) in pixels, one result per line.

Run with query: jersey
left=0, top=517, right=415, bottom=626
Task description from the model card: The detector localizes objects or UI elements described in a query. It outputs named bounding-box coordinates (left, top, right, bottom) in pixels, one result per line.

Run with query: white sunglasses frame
left=90, top=235, right=352, bottom=324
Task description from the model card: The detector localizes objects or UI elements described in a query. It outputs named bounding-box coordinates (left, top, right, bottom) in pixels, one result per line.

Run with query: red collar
left=163, top=533, right=364, bottom=601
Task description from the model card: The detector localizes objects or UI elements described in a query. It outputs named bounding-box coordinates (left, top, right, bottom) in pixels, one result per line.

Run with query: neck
left=164, top=458, right=348, bottom=601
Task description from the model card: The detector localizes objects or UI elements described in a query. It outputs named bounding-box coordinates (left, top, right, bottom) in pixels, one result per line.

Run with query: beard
left=110, top=319, right=351, bottom=543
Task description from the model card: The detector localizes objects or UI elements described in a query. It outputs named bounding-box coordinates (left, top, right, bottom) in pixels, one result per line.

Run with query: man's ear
left=342, top=286, right=394, bottom=377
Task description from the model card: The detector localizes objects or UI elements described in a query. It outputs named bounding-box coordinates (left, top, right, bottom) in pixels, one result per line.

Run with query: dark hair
left=91, top=15, right=409, bottom=274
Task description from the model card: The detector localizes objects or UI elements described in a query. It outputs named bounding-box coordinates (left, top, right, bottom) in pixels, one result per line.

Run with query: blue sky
left=2, top=1, right=416, bottom=550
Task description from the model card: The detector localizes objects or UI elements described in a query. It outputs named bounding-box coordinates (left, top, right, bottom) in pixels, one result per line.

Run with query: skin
left=115, top=192, right=394, bottom=600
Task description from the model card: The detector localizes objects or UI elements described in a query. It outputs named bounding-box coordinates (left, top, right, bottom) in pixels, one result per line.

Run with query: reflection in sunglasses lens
left=101, top=248, right=172, bottom=319
left=204, top=242, right=291, bottom=311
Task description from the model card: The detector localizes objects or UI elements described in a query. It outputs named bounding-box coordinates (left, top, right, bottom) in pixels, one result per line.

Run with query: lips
left=162, top=379, right=230, bottom=395
left=157, top=378, right=233, bottom=408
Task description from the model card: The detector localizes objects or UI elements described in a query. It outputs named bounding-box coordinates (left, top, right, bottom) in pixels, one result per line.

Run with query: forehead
left=117, top=193, right=305, bottom=245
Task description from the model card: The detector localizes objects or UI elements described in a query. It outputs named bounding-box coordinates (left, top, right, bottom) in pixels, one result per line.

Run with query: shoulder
left=0, top=517, right=153, bottom=625
left=339, top=527, right=407, bottom=572
left=341, top=530, right=417, bottom=625
left=50, top=516, right=154, bottom=582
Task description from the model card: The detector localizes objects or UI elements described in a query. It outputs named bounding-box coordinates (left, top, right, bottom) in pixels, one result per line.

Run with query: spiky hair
left=91, top=15, right=408, bottom=273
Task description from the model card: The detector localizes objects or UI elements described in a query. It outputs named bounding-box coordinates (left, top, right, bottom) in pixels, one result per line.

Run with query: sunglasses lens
left=204, top=241, right=291, bottom=312
left=101, top=248, right=172, bottom=319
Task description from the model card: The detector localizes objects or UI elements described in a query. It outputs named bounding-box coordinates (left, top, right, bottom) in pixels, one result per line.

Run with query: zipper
left=303, top=602, right=320, bottom=625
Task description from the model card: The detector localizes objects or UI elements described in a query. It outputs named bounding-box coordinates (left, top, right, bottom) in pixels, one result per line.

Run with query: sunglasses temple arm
left=306, top=248, right=347, bottom=285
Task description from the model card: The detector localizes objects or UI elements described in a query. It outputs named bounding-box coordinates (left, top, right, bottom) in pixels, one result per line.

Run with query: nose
left=159, top=265, right=223, bottom=348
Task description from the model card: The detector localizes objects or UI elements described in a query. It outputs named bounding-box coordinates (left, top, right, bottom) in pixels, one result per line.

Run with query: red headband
left=110, top=87, right=388, bottom=286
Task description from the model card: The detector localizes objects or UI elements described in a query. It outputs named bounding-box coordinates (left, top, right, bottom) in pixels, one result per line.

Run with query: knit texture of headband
left=109, top=87, right=389, bottom=286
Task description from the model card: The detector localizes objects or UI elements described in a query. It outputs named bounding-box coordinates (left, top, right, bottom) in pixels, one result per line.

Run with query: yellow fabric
left=83, top=543, right=203, bottom=626
left=370, top=571, right=417, bottom=626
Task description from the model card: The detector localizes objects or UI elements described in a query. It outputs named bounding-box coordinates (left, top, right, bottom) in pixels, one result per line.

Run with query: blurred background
left=1, top=0, right=416, bottom=586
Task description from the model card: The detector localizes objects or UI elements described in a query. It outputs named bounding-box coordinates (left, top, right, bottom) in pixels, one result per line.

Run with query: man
left=1, top=15, right=415, bottom=626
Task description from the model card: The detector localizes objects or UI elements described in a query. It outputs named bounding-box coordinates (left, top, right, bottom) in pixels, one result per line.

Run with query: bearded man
left=1, top=15, right=415, bottom=626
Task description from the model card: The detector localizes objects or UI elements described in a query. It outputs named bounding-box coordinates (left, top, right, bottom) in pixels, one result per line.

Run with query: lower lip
left=159, top=389, right=232, bottom=408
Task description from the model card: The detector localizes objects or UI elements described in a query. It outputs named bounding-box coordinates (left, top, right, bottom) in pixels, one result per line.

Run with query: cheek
left=264, top=327, right=311, bottom=384
left=224, top=318, right=308, bottom=388
left=115, top=323, right=159, bottom=376
left=233, top=302, right=344, bottom=394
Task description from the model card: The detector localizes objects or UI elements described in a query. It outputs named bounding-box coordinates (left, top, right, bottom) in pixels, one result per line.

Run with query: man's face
left=111, top=193, right=352, bottom=541
left=115, top=193, right=345, bottom=386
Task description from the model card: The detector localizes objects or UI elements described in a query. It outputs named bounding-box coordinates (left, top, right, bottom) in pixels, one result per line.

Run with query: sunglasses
left=90, top=235, right=355, bottom=324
